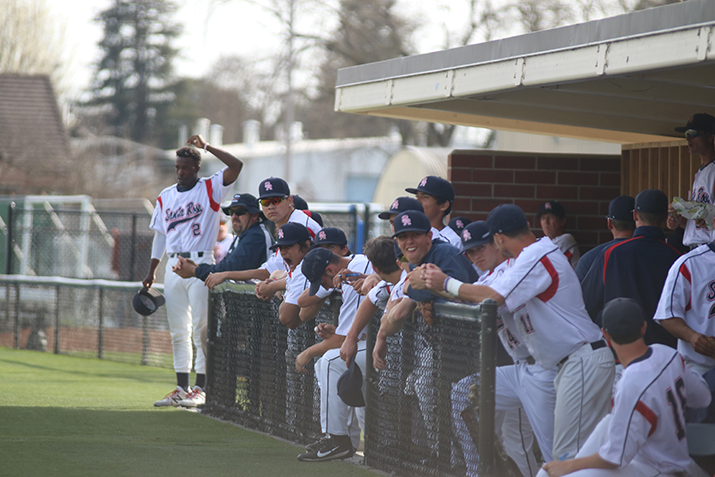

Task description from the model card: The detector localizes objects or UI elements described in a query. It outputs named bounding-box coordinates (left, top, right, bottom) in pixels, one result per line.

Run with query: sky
left=51, top=0, right=485, bottom=100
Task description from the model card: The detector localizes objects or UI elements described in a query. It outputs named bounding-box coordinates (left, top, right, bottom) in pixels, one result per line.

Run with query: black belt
left=558, top=340, right=607, bottom=367
left=170, top=252, right=204, bottom=259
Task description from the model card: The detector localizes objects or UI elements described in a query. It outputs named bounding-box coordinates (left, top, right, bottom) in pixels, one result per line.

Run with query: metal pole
left=362, top=203, right=371, bottom=249
left=478, top=299, right=498, bottom=476
left=6, top=202, right=14, bottom=274
left=141, top=315, right=148, bottom=365
left=130, top=214, right=137, bottom=281
left=54, top=285, right=60, bottom=354
left=13, top=285, right=19, bottom=349
left=97, top=288, right=104, bottom=359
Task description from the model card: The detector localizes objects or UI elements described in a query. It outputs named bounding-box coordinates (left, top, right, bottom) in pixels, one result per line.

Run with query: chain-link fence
left=0, top=275, right=171, bottom=366
left=203, top=283, right=497, bottom=476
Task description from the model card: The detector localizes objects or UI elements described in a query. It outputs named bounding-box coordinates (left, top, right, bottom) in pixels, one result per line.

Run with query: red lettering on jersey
left=537, top=256, right=558, bottom=302
left=635, top=400, right=658, bottom=437
left=205, top=181, right=220, bottom=212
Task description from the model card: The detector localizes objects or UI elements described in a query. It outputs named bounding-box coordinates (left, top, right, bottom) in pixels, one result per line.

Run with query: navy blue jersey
left=407, top=240, right=479, bottom=303
left=575, top=238, right=629, bottom=282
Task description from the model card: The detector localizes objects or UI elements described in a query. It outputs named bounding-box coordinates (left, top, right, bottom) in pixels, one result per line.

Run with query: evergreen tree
left=87, top=0, right=180, bottom=144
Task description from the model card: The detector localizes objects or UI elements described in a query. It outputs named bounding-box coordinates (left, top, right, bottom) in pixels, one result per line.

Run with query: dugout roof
left=334, top=0, right=715, bottom=145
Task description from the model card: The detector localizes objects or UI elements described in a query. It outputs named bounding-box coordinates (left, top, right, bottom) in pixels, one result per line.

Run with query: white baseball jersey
left=478, top=259, right=532, bottom=363
left=489, top=237, right=603, bottom=370
left=284, top=261, right=331, bottom=306
left=684, top=160, right=715, bottom=246
left=334, top=254, right=374, bottom=337
left=390, top=271, right=408, bottom=303
left=259, top=209, right=323, bottom=274
left=654, top=243, right=715, bottom=370
left=551, top=233, right=580, bottom=269
left=431, top=226, right=462, bottom=249
left=599, top=344, right=711, bottom=473
left=150, top=168, right=230, bottom=253
left=368, top=280, right=392, bottom=310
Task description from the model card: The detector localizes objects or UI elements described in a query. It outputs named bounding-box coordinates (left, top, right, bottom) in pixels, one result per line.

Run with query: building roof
left=335, top=0, right=715, bottom=144
left=0, top=75, right=70, bottom=193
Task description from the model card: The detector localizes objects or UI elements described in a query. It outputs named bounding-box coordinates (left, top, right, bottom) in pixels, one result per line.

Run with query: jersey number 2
left=191, top=223, right=201, bottom=236
left=666, top=377, right=687, bottom=440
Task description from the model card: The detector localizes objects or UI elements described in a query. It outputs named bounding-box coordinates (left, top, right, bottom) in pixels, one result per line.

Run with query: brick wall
left=448, top=150, right=621, bottom=252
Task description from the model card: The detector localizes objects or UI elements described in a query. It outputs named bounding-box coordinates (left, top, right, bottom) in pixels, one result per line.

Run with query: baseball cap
left=674, top=113, right=715, bottom=133
left=337, top=359, right=365, bottom=407
left=461, top=221, right=493, bottom=251
left=132, top=287, right=165, bottom=316
left=634, top=189, right=668, bottom=215
left=258, top=177, right=290, bottom=199
left=606, top=196, right=635, bottom=221
left=378, top=196, right=425, bottom=220
left=269, top=222, right=311, bottom=250
left=601, top=297, right=645, bottom=342
left=449, top=216, right=472, bottom=234
left=315, top=227, right=347, bottom=246
left=292, top=195, right=309, bottom=210
left=537, top=201, right=566, bottom=220
left=302, top=247, right=333, bottom=296
left=392, top=210, right=432, bottom=238
left=222, top=193, right=261, bottom=215
left=405, top=176, right=455, bottom=203
left=487, top=204, right=529, bottom=235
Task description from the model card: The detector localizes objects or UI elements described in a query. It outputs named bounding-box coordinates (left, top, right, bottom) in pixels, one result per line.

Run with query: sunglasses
left=685, top=129, right=707, bottom=139
left=259, top=197, right=286, bottom=207
left=231, top=209, right=248, bottom=217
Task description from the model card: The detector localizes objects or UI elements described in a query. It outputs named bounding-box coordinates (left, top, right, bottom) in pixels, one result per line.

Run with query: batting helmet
left=132, top=287, right=165, bottom=316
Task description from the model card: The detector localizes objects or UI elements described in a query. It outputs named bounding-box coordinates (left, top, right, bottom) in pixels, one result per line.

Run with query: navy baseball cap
left=270, top=222, right=311, bottom=250
left=292, top=195, right=309, bottom=210
left=406, top=176, right=455, bottom=203
left=315, top=227, right=347, bottom=246
left=132, top=287, right=165, bottom=316
left=606, top=196, right=635, bottom=221
left=258, top=177, right=290, bottom=199
left=487, top=204, right=529, bottom=234
left=392, top=210, right=432, bottom=238
left=601, top=297, right=645, bottom=342
left=674, top=113, right=715, bottom=133
left=449, top=216, right=472, bottom=234
left=537, top=201, right=566, bottom=220
left=378, top=196, right=425, bottom=220
left=222, top=193, right=261, bottom=215
left=337, top=358, right=365, bottom=407
left=302, top=247, right=333, bottom=296
left=461, top=221, right=493, bottom=251
left=634, top=189, right=668, bottom=215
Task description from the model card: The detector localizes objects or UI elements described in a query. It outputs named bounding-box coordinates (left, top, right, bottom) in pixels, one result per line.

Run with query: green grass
left=1, top=348, right=379, bottom=477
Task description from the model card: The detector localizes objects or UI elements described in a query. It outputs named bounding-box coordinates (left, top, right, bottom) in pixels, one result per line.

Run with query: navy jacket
left=581, top=226, right=680, bottom=347
left=407, top=240, right=479, bottom=303
left=195, top=221, right=270, bottom=281
left=575, top=238, right=629, bottom=282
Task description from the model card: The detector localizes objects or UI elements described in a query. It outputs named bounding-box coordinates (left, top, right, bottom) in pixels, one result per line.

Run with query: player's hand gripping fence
left=203, top=284, right=501, bottom=477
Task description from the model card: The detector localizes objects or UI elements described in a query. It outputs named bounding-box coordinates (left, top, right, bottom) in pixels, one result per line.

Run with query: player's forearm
left=208, top=144, right=243, bottom=181
left=455, top=283, right=505, bottom=306
left=297, top=289, right=327, bottom=308
left=659, top=317, right=697, bottom=342
left=345, top=300, right=378, bottom=342
left=299, top=300, right=325, bottom=322
left=224, top=268, right=270, bottom=282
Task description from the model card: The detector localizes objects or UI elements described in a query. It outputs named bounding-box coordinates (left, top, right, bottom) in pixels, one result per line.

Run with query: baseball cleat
left=179, top=386, right=206, bottom=408
left=297, top=435, right=354, bottom=462
left=304, top=435, right=330, bottom=452
left=153, top=386, right=188, bottom=407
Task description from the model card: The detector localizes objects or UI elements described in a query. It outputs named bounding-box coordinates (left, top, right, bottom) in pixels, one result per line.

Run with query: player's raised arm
left=186, top=134, right=243, bottom=185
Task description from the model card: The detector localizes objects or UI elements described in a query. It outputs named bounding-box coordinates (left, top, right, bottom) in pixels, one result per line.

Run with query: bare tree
left=0, top=0, right=71, bottom=96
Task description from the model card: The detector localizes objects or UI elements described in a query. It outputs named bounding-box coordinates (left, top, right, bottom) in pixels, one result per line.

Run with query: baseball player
left=537, top=201, right=580, bottom=269
left=668, top=113, right=715, bottom=248
left=295, top=247, right=374, bottom=462
left=406, top=176, right=462, bottom=248
left=143, top=134, right=243, bottom=407
left=451, top=221, right=557, bottom=477
left=420, top=204, right=615, bottom=461
left=539, top=298, right=711, bottom=477
left=654, top=222, right=715, bottom=423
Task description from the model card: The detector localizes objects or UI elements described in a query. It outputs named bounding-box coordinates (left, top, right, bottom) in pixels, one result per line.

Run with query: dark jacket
left=195, top=221, right=269, bottom=281
left=407, top=240, right=479, bottom=303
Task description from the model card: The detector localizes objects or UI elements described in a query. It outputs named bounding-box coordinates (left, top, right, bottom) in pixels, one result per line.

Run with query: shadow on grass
left=0, top=407, right=376, bottom=477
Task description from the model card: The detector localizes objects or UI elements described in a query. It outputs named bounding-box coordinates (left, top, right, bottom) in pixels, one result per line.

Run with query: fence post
left=130, top=214, right=137, bottom=281
left=97, top=288, right=104, bottom=359
left=141, top=315, right=149, bottom=365
left=478, top=298, right=498, bottom=476
left=6, top=202, right=14, bottom=275
left=54, top=285, right=60, bottom=354
left=13, top=285, right=20, bottom=349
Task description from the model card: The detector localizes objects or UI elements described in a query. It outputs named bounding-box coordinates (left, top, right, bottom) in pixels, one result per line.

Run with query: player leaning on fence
left=143, top=134, right=243, bottom=408
left=419, top=204, right=615, bottom=461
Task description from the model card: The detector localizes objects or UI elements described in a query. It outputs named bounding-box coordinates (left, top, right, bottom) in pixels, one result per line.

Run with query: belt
left=169, top=251, right=204, bottom=259
left=517, top=356, right=536, bottom=366
left=558, top=340, right=607, bottom=367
